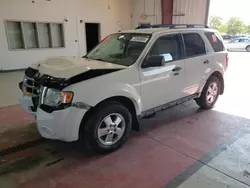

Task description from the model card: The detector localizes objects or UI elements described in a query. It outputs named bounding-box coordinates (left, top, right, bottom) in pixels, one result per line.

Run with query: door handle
left=203, top=60, right=210, bottom=64
left=172, top=66, right=182, bottom=72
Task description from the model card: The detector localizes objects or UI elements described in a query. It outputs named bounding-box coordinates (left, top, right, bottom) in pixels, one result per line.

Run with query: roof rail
left=136, top=24, right=209, bottom=29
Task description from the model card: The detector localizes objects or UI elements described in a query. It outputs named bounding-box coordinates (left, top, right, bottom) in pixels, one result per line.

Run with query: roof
left=120, top=24, right=216, bottom=35
left=120, top=27, right=216, bottom=35
left=120, top=28, right=167, bottom=34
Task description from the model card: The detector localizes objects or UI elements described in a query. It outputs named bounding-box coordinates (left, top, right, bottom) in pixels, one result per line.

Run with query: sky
left=209, top=0, right=250, bottom=24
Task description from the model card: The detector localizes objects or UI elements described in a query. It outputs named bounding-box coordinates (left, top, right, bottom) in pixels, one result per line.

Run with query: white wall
left=0, top=0, right=209, bottom=70
left=131, top=0, right=162, bottom=28
left=0, top=0, right=132, bottom=70
left=172, top=0, right=208, bottom=24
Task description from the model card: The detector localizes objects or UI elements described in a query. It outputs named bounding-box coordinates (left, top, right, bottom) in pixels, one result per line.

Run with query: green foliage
left=245, top=25, right=250, bottom=34
left=218, top=24, right=228, bottom=34
left=209, top=15, right=223, bottom=29
left=227, top=17, right=245, bottom=35
left=209, top=16, right=249, bottom=35
left=209, top=15, right=228, bottom=34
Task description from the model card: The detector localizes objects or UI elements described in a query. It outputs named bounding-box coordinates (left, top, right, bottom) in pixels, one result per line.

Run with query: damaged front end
left=19, top=67, right=69, bottom=114
left=19, top=68, right=41, bottom=114
left=19, top=66, right=123, bottom=115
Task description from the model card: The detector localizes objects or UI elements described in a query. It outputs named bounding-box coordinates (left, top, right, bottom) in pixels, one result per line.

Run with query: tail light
left=226, top=54, right=229, bottom=69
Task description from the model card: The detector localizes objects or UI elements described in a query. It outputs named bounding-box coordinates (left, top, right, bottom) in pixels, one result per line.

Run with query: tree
left=227, top=17, right=245, bottom=35
left=245, top=25, right=250, bottom=34
left=209, top=15, right=223, bottom=29
left=209, top=15, right=227, bottom=33
left=218, top=24, right=228, bottom=34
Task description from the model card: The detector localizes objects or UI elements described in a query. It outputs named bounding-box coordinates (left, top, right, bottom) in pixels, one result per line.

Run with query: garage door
left=172, top=0, right=209, bottom=25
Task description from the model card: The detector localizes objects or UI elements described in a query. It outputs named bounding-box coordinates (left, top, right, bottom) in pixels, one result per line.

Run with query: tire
left=82, top=101, right=132, bottom=154
left=246, top=46, right=250, bottom=52
left=195, top=76, right=220, bottom=109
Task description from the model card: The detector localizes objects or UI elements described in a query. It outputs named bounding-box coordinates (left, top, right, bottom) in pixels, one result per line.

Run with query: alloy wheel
left=206, top=82, right=219, bottom=104
left=97, top=113, right=126, bottom=146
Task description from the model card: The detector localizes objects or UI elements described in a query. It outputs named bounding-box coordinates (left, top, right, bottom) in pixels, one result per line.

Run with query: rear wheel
left=246, top=46, right=250, bottom=52
left=82, top=101, right=132, bottom=154
left=196, top=76, right=220, bottom=109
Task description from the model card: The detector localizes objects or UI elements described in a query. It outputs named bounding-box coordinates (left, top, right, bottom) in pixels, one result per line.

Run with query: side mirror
left=142, top=55, right=165, bottom=68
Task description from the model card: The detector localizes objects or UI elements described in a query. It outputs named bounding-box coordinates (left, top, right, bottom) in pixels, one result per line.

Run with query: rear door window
left=183, top=33, right=206, bottom=57
left=205, top=32, right=225, bottom=52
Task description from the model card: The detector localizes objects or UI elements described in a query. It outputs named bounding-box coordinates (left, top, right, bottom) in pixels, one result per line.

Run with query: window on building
left=23, top=22, right=38, bottom=49
left=5, top=21, right=64, bottom=50
left=37, top=23, right=51, bottom=48
left=149, top=34, right=183, bottom=62
left=183, top=33, right=206, bottom=57
left=51, top=23, right=64, bottom=47
left=5, top=21, right=24, bottom=49
left=205, top=32, right=225, bottom=52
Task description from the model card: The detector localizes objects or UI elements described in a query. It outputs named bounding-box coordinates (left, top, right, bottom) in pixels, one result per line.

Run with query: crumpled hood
left=31, top=56, right=126, bottom=79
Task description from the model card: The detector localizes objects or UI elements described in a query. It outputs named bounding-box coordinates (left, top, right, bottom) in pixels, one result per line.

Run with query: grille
left=23, top=76, right=41, bottom=112
left=23, top=76, right=40, bottom=96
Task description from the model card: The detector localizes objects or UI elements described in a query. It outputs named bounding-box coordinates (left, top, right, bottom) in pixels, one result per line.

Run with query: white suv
left=19, top=24, right=228, bottom=153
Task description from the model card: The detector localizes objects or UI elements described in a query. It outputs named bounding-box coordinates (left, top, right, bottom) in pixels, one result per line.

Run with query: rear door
left=182, top=32, right=212, bottom=96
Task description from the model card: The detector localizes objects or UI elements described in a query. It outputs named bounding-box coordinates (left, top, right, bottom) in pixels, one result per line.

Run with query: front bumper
left=19, top=95, right=37, bottom=115
left=36, top=107, right=87, bottom=142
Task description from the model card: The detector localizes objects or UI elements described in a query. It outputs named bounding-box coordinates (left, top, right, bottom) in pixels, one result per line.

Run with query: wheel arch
left=210, top=71, right=224, bottom=94
left=79, top=96, right=140, bottom=137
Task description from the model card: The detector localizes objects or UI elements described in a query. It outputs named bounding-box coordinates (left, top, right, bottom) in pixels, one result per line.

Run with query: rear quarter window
left=205, top=32, right=225, bottom=52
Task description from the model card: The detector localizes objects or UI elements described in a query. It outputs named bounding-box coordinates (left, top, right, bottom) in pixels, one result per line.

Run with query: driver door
left=139, top=34, right=186, bottom=111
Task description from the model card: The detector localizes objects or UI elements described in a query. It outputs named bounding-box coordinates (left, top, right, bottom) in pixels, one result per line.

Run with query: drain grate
left=0, top=138, right=45, bottom=157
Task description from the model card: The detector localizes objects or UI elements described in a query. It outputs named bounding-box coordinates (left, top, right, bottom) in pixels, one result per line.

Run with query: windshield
left=86, top=33, right=151, bottom=66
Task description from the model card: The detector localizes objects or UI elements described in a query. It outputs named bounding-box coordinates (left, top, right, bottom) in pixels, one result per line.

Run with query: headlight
left=42, top=88, right=73, bottom=107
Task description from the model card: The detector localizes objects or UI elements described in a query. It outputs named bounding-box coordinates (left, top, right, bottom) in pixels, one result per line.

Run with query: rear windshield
left=205, top=32, right=225, bottom=52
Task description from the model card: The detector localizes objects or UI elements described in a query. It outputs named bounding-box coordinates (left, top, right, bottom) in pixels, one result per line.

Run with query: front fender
left=68, top=82, right=142, bottom=115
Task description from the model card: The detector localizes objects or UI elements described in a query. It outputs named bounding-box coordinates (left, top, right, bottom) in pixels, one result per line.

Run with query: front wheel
left=196, top=76, right=220, bottom=109
left=82, top=101, right=132, bottom=154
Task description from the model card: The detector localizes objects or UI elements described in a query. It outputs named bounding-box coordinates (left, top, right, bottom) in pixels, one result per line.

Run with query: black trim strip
left=24, top=67, right=123, bottom=89
left=140, top=94, right=199, bottom=118
left=67, top=69, right=121, bottom=87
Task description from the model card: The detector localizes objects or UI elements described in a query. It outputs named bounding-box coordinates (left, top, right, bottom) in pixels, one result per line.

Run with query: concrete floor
left=0, top=52, right=250, bottom=188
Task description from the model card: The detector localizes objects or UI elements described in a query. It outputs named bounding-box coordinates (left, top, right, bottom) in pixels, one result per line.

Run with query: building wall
left=162, top=0, right=173, bottom=24
left=172, top=0, right=209, bottom=24
left=0, top=0, right=210, bottom=71
left=131, top=0, right=162, bottom=28
left=0, top=0, right=132, bottom=70
left=131, top=0, right=209, bottom=27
